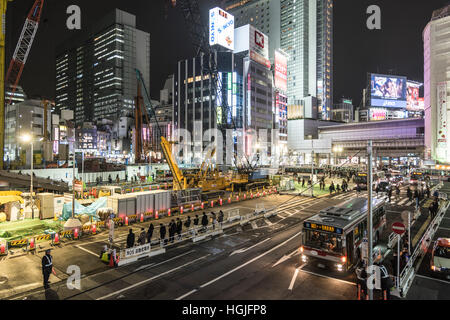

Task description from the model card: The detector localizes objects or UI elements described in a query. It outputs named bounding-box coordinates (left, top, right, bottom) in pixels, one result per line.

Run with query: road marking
left=229, top=238, right=271, bottom=256
left=298, top=269, right=356, bottom=286
left=272, top=248, right=300, bottom=268
left=97, top=254, right=210, bottom=300
left=415, top=274, right=450, bottom=285
left=134, top=263, right=155, bottom=272
left=288, top=268, right=300, bottom=290
left=438, top=227, right=450, bottom=231
left=175, top=289, right=198, bottom=300
left=75, top=245, right=99, bottom=257
left=176, top=231, right=302, bottom=300
left=398, top=198, right=409, bottom=206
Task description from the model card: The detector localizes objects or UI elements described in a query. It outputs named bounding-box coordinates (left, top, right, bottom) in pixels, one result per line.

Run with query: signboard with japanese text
left=209, top=7, right=234, bottom=50
left=274, top=50, right=287, bottom=92
left=124, top=243, right=151, bottom=258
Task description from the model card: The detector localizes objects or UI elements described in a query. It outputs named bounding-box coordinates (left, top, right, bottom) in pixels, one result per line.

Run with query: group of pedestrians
left=328, top=179, right=349, bottom=194
left=125, top=210, right=225, bottom=248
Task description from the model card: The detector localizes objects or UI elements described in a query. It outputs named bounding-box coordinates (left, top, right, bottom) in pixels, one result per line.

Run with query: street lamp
left=20, top=134, right=43, bottom=219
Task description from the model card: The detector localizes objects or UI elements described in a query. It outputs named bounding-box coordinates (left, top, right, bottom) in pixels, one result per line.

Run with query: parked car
left=431, top=238, right=450, bottom=277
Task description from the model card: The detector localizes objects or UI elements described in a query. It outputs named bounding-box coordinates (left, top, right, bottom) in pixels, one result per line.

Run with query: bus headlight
left=300, top=246, right=304, bottom=253
left=301, top=254, right=307, bottom=263
left=337, top=264, right=343, bottom=271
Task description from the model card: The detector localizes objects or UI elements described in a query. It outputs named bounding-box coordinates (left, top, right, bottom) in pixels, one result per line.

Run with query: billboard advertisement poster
left=274, top=50, right=287, bottom=92
left=250, top=51, right=270, bottom=69
left=437, top=82, right=447, bottom=150
left=406, top=81, right=424, bottom=111
left=250, top=26, right=268, bottom=60
left=209, top=7, right=234, bottom=50
left=370, top=108, right=387, bottom=121
left=370, top=73, right=407, bottom=108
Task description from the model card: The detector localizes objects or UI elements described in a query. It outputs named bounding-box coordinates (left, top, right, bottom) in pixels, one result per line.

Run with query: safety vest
left=44, top=255, right=53, bottom=268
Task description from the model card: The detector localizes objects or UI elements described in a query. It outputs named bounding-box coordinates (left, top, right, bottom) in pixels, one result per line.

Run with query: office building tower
left=423, top=5, right=450, bottom=163
left=226, top=0, right=333, bottom=120
left=55, top=9, right=150, bottom=126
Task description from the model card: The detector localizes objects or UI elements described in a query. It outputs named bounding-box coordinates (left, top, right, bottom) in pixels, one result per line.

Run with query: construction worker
left=41, top=249, right=54, bottom=289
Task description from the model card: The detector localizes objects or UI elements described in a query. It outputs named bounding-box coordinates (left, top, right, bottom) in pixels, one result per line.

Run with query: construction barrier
left=9, top=239, right=28, bottom=247
left=27, top=237, right=36, bottom=252
left=36, top=234, right=51, bottom=241
left=52, top=233, right=60, bottom=246
left=0, top=241, right=8, bottom=256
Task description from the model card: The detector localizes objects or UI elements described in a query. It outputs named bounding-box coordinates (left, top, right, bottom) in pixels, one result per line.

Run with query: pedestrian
left=184, top=216, right=192, bottom=236
left=356, top=184, right=361, bottom=195
left=377, top=262, right=392, bottom=300
left=426, top=187, right=430, bottom=199
left=414, top=190, right=419, bottom=209
left=396, top=186, right=400, bottom=199
left=42, top=249, right=55, bottom=289
left=169, top=219, right=176, bottom=243
left=429, top=205, right=434, bottom=219
left=407, top=187, right=412, bottom=201
left=211, top=211, right=217, bottom=230
left=126, top=228, right=135, bottom=248
left=108, top=174, right=112, bottom=184
left=137, top=227, right=146, bottom=246
left=116, top=174, right=120, bottom=183
left=147, top=223, right=154, bottom=243
left=388, top=188, right=392, bottom=203
left=194, top=214, right=200, bottom=234
left=201, top=212, right=208, bottom=232
left=302, top=178, right=305, bottom=188
left=176, top=217, right=182, bottom=240
left=218, top=210, right=224, bottom=228
left=336, top=184, right=341, bottom=192
left=432, top=199, right=439, bottom=219
left=329, top=182, right=335, bottom=194
left=375, top=185, right=380, bottom=197
left=159, top=223, right=167, bottom=245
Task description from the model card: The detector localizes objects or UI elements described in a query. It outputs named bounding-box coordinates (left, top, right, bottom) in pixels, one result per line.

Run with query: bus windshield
left=303, top=229, right=344, bottom=255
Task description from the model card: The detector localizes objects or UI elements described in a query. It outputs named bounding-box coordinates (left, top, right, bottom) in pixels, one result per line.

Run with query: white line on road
left=97, top=254, right=210, bottom=300
left=75, top=245, right=99, bottom=257
left=176, top=231, right=302, bottom=300
left=229, top=238, right=271, bottom=256
left=415, top=274, right=450, bottom=285
left=438, top=227, right=450, bottom=231
left=175, top=289, right=198, bottom=300
left=298, top=269, right=356, bottom=286
left=288, top=268, right=300, bottom=291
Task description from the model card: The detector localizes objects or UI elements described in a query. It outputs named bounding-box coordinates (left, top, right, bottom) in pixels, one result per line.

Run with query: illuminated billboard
left=234, top=24, right=270, bottom=68
left=209, top=7, right=234, bottom=50
left=406, top=81, right=424, bottom=111
left=274, top=50, right=287, bottom=92
left=370, top=73, right=407, bottom=108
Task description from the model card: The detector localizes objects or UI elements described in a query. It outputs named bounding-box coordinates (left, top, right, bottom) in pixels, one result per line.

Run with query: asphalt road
left=5, top=185, right=447, bottom=300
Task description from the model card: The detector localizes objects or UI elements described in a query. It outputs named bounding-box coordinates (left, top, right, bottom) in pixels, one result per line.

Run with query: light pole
left=20, top=134, right=43, bottom=219
left=367, top=140, right=374, bottom=300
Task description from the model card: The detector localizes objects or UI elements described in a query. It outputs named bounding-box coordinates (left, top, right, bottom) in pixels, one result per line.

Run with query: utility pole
left=367, top=140, right=374, bottom=300
left=30, top=141, right=34, bottom=219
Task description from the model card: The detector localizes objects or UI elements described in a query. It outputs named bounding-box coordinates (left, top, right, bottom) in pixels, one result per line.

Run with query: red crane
left=5, top=0, right=44, bottom=104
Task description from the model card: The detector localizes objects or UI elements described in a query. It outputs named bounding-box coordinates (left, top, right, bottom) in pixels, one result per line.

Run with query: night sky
left=5, top=0, right=449, bottom=106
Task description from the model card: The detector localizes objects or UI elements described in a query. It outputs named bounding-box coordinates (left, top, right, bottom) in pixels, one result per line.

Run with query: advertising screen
left=406, top=81, right=424, bottom=111
left=209, top=7, right=234, bottom=50
left=370, top=74, right=407, bottom=108
left=274, top=50, right=287, bottom=92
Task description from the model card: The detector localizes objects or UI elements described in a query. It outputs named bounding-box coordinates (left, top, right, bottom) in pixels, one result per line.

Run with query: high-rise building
left=5, top=85, right=27, bottom=105
left=55, top=9, right=150, bottom=126
left=332, top=98, right=353, bottom=123
left=225, top=0, right=333, bottom=120
left=423, top=5, right=450, bottom=163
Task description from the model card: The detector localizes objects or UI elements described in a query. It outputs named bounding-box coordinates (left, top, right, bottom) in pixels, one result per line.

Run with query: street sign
left=401, top=210, right=411, bottom=225
left=392, top=222, right=406, bottom=235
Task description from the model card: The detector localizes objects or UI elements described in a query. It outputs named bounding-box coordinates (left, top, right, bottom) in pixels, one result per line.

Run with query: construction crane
left=5, top=0, right=44, bottom=104
left=0, top=0, right=44, bottom=168
left=168, top=0, right=256, bottom=175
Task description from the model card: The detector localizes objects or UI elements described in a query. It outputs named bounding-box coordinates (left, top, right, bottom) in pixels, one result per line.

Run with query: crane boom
left=5, top=0, right=44, bottom=104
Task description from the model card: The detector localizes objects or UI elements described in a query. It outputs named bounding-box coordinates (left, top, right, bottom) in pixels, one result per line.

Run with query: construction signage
left=124, top=243, right=150, bottom=258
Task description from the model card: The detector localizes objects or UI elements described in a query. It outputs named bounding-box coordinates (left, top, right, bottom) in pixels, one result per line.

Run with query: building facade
left=55, top=9, right=150, bottom=126
left=423, top=5, right=450, bottom=163
left=226, top=0, right=333, bottom=120
left=332, top=98, right=353, bottom=123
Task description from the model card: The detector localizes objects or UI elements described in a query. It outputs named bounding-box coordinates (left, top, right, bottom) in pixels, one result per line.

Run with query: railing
left=397, top=200, right=449, bottom=296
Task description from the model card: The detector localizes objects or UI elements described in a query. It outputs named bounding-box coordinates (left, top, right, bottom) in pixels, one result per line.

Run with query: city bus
left=300, top=197, right=386, bottom=272
left=410, top=170, right=425, bottom=185
left=354, top=171, right=385, bottom=189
